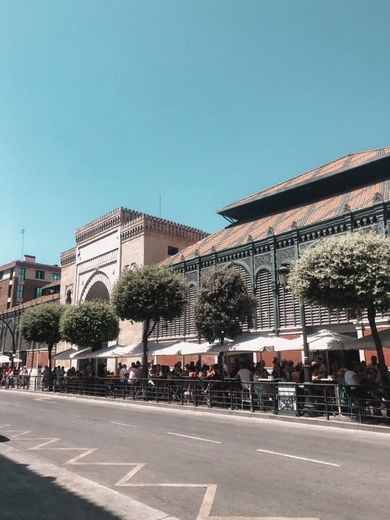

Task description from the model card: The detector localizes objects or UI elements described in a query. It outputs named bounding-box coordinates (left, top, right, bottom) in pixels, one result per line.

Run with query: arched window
left=278, top=285, right=301, bottom=328
left=228, top=263, right=252, bottom=331
left=255, top=269, right=275, bottom=330
left=185, top=284, right=197, bottom=336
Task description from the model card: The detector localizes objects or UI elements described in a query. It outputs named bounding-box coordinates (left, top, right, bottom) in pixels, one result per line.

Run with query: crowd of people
left=0, top=354, right=386, bottom=396
left=0, top=366, right=30, bottom=389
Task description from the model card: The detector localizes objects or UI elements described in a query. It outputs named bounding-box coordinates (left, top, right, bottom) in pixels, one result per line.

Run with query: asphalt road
left=0, top=390, right=389, bottom=520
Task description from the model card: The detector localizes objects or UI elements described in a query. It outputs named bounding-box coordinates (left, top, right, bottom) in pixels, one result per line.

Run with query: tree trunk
left=367, top=304, right=389, bottom=390
left=218, top=353, right=224, bottom=380
left=142, top=320, right=149, bottom=379
left=218, top=334, right=225, bottom=380
left=48, top=344, right=53, bottom=372
left=48, top=343, right=53, bottom=390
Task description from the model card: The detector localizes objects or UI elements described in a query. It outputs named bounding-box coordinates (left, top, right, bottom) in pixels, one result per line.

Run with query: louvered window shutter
left=228, top=263, right=252, bottom=331
left=255, top=270, right=275, bottom=330
left=278, top=286, right=300, bottom=328
left=185, top=284, right=197, bottom=336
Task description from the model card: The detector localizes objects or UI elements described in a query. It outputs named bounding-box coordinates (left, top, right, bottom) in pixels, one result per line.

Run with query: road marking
left=110, top=421, right=139, bottom=429
left=256, top=448, right=340, bottom=467
left=34, top=397, right=53, bottom=401
left=167, top=432, right=222, bottom=444
left=3, top=424, right=318, bottom=519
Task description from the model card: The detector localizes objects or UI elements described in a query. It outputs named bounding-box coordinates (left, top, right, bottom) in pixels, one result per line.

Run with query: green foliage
left=195, top=268, right=256, bottom=344
left=60, top=300, right=119, bottom=347
left=111, top=266, right=187, bottom=326
left=289, top=232, right=390, bottom=313
left=21, top=304, right=63, bottom=346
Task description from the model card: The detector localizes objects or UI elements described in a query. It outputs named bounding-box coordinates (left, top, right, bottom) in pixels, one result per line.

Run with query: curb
left=0, top=443, right=179, bottom=520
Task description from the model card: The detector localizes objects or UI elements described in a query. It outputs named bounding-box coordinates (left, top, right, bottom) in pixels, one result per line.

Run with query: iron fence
left=3, top=375, right=389, bottom=425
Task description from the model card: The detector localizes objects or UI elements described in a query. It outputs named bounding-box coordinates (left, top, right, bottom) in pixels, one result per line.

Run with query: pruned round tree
left=195, top=268, right=256, bottom=345
left=60, top=300, right=119, bottom=349
left=112, top=266, right=187, bottom=377
left=289, top=232, right=390, bottom=387
left=21, top=303, right=63, bottom=371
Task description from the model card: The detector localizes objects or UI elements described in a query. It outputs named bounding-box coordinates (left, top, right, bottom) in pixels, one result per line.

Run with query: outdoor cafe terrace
left=3, top=329, right=390, bottom=426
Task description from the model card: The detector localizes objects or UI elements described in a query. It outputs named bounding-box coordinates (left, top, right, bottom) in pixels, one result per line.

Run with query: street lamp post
left=277, top=265, right=315, bottom=416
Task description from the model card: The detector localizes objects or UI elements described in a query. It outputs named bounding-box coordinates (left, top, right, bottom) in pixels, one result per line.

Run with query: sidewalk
left=10, top=388, right=390, bottom=435
left=0, top=442, right=179, bottom=520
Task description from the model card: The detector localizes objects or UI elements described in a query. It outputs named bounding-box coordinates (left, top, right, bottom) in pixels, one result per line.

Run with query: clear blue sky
left=1, top=0, right=389, bottom=265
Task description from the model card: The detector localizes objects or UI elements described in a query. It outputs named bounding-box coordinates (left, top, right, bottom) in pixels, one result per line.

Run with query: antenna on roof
left=21, top=228, right=25, bottom=259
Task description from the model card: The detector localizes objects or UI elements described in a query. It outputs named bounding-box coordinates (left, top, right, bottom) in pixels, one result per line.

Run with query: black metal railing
left=4, top=375, right=390, bottom=425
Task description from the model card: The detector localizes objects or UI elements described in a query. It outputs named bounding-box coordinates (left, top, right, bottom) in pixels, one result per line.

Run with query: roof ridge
left=219, top=146, right=390, bottom=214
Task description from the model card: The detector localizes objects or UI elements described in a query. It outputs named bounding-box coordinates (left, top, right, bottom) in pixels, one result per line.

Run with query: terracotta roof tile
left=219, top=147, right=390, bottom=215
left=163, top=179, right=389, bottom=266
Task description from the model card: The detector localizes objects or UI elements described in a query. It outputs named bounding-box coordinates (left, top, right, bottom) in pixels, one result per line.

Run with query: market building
left=57, top=207, right=208, bottom=372
left=155, top=147, right=390, bottom=368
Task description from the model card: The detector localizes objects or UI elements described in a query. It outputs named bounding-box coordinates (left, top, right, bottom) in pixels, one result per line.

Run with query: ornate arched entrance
left=80, top=271, right=112, bottom=302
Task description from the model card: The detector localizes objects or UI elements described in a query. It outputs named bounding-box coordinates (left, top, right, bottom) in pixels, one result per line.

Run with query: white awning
left=280, top=329, right=360, bottom=352
left=112, top=341, right=164, bottom=357
left=53, top=347, right=78, bottom=361
left=211, top=334, right=292, bottom=353
left=68, top=347, right=95, bottom=360
left=152, top=341, right=214, bottom=356
left=354, top=329, right=390, bottom=350
left=89, top=344, right=126, bottom=359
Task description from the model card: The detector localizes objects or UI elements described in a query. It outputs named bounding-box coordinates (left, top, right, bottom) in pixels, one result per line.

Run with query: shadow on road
left=0, top=435, right=9, bottom=442
left=0, top=453, right=122, bottom=520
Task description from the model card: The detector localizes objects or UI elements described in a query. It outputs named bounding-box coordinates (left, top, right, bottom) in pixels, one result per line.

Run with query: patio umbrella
left=68, top=347, right=96, bottom=360
left=0, top=354, right=11, bottom=363
left=152, top=341, right=214, bottom=356
left=354, top=329, right=390, bottom=350
left=53, top=347, right=78, bottom=361
left=112, top=341, right=174, bottom=357
left=283, top=329, right=359, bottom=352
left=215, top=334, right=292, bottom=353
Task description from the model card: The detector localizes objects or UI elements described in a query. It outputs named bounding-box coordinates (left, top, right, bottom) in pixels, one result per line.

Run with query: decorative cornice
left=60, top=247, right=77, bottom=267
left=78, top=249, right=118, bottom=273
left=143, top=215, right=208, bottom=242
left=71, top=206, right=209, bottom=246
left=121, top=214, right=209, bottom=243
left=120, top=216, right=145, bottom=242
left=75, top=207, right=141, bottom=244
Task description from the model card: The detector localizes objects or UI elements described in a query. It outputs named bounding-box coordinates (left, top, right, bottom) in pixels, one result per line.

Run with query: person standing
left=119, top=364, right=128, bottom=382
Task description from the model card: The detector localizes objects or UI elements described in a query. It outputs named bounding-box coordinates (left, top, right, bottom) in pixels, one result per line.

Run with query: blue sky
left=1, top=0, right=389, bottom=265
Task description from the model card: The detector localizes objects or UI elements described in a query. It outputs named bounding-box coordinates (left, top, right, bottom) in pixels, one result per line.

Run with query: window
left=168, top=246, right=179, bottom=256
left=35, top=270, right=45, bottom=280
left=18, top=267, right=26, bottom=280
left=34, top=287, right=43, bottom=298
left=0, top=271, right=3, bottom=280
left=16, top=285, right=24, bottom=298
left=52, top=272, right=61, bottom=281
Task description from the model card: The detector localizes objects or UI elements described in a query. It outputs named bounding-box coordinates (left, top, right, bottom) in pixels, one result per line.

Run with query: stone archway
left=85, top=281, right=110, bottom=301
left=80, top=271, right=112, bottom=302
